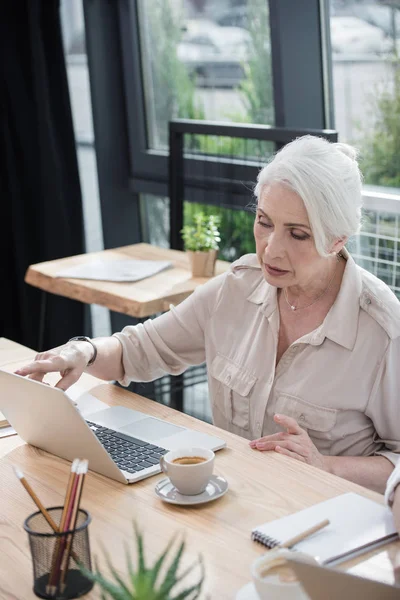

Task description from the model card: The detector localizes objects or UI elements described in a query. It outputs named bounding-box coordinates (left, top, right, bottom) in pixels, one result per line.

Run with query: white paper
left=55, top=259, right=172, bottom=282
left=0, top=426, right=16, bottom=438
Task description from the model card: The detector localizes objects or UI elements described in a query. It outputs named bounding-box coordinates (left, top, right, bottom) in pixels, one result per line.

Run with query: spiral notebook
left=252, top=492, right=398, bottom=565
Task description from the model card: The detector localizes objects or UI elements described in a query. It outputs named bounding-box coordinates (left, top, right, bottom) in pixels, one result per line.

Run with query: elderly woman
left=17, top=136, right=400, bottom=493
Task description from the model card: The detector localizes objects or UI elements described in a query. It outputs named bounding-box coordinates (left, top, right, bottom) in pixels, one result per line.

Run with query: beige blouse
left=114, top=250, right=400, bottom=467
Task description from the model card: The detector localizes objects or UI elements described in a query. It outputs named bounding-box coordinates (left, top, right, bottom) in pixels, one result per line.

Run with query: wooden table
left=1, top=340, right=400, bottom=599
left=25, top=243, right=230, bottom=318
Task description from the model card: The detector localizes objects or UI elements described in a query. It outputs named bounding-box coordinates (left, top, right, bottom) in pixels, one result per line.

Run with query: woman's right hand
left=14, top=341, right=92, bottom=391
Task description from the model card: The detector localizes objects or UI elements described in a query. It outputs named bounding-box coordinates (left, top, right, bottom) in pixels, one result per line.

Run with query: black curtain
left=0, top=0, right=87, bottom=350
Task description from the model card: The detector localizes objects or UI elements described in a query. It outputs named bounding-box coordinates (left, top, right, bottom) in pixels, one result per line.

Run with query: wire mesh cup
left=24, top=506, right=94, bottom=599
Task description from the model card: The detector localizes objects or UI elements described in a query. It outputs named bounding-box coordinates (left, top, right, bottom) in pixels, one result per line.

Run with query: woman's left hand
left=249, top=414, right=329, bottom=471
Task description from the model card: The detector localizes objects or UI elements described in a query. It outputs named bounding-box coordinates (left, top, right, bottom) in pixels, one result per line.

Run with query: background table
left=25, top=243, right=230, bottom=318
left=1, top=339, right=399, bottom=599
left=25, top=243, right=230, bottom=411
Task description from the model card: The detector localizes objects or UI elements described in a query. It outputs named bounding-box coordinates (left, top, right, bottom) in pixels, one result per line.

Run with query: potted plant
left=82, top=523, right=204, bottom=599
left=181, top=213, right=221, bottom=277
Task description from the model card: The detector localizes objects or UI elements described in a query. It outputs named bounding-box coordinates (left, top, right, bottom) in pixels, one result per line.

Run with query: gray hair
left=254, top=135, right=363, bottom=256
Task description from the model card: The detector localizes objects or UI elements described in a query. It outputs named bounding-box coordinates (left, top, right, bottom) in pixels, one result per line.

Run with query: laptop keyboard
left=86, top=421, right=168, bottom=474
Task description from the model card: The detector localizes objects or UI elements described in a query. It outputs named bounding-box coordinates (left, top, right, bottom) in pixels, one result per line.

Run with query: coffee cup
left=159, top=448, right=214, bottom=495
left=251, top=548, right=316, bottom=600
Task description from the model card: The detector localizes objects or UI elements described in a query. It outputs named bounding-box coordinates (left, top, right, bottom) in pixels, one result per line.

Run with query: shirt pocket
left=275, top=393, right=338, bottom=452
left=210, top=354, right=257, bottom=430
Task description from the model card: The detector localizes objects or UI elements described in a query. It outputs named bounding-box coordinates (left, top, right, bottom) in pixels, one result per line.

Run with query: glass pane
left=330, top=0, right=400, bottom=189
left=138, top=0, right=274, bottom=151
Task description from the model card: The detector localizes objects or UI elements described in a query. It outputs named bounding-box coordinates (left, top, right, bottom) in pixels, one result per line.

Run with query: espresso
left=172, top=456, right=207, bottom=465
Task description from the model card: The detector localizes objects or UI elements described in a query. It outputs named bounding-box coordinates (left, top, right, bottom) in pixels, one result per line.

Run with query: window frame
left=116, top=0, right=333, bottom=199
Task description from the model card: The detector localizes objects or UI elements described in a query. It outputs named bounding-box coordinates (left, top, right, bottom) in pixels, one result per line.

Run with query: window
left=329, top=0, right=400, bottom=298
left=330, top=0, right=400, bottom=187
left=138, top=0, right=274, bottom=152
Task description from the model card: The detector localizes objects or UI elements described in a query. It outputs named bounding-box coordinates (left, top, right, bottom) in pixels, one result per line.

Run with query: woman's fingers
left=249, top=432, right=285, bottom=448
left=254, top=438, right=307, bottom=456
left=55, top=369, right=80, bottom=392
left=274, top=413, right=304, bottom=434
left=27, top=372, right=46, bottom=383
left=275, top=445, right=306, bottom=462
left=15, top=357, right=65, bottom=376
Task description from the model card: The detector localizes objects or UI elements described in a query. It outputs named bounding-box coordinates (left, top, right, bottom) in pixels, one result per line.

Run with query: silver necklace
left=283, top=257, right=340, bottom=312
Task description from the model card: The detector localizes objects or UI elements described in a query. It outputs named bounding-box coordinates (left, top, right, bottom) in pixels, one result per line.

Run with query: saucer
left=155, top=474, right=228, bottom=505
left=236, top=582, right=259, bottom=600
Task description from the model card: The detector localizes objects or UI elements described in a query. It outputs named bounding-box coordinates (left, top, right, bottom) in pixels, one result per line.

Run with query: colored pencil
left=59, top=460, right=89, bottom=591
left=47, top=459, right=80, bottom=594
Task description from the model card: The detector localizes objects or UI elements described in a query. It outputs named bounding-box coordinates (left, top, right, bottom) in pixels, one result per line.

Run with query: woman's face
left=254, top=182, right=329, bottom=289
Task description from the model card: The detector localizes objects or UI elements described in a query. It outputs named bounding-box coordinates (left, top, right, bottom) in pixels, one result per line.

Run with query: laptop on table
left=0, top=370, right=226, bottom=484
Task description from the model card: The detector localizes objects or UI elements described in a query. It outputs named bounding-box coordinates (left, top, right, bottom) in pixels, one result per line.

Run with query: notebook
left=252, top=492, right=398, bottom=565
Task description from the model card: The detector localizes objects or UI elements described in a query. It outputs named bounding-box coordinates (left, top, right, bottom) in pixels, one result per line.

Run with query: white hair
left=254, top=135, right=363, bottom=256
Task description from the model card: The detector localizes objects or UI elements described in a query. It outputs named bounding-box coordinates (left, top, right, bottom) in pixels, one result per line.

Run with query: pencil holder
left=24, top=506, right=94, bottom=599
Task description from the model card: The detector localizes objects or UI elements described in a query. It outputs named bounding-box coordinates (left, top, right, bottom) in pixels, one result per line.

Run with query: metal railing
left=169, top=119, right=338, bottom=250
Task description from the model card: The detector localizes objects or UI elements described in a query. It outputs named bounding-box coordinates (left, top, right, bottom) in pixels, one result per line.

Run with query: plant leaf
left=157, top=539, right=185, bottom=596
left=100, top=543, right=132, bottom=596
left=134, top=522, right=146, bottom=574
left=170, top=580, right=203, bottom=600
left=82, top=567, right=130, bottom=600
left=148, top=534, right=176, bottom=587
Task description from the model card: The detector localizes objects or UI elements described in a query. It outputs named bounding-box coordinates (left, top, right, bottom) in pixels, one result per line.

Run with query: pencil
left=13, top=467, right=59, bottom=533
left=281, top=518, right=330, bottom=549
left=48, top=459, right=80, bottom=594
left=14, top=465, right=80, bottom=563
left=59, top=460, right=89, bottom=591
left=14, top=463, right=82, bottom=595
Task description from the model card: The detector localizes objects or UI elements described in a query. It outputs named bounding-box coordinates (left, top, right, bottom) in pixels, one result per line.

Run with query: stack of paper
left=55, top=259, right=172, bottom=282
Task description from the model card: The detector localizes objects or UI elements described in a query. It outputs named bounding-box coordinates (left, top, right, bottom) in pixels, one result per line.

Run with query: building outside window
left=137, top=0, right=274, bottom=260
left=330, top=0, right=400, bottom=297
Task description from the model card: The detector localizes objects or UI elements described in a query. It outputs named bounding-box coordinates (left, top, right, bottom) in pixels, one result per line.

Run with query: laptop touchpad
left=119, top=418, right=184, bottom=442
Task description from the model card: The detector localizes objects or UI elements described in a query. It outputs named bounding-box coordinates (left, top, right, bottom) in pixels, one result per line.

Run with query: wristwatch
left=68, top=336, right=98, bottom=366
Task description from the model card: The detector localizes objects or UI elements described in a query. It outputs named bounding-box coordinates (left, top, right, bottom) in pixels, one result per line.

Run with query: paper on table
left=55, top=259, right=172, bottom=282
left=0, top=426, right=16, bottom=438
left=0, top=410, right=9, bottom=428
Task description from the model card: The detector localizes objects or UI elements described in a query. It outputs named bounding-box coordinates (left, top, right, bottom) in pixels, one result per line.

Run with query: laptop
left=0, top=370, right=226, bottom=484
left=287, top=554, right=400, bottom=600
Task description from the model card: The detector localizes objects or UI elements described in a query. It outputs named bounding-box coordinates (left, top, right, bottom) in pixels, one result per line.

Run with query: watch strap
left=68, top=336, right=97, bottom=366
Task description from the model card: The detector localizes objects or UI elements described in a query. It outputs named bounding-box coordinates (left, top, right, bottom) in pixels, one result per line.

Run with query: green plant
left=82, top=523, right=204, bottom=600
left=184, top=202, right=255, bottom=261
left=181, top=213, right=221, bottom=252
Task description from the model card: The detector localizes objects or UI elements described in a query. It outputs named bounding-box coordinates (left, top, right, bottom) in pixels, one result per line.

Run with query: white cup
left=160, top=448, right=214, bottom=495
left=251, top=548, right=316, bottom=600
